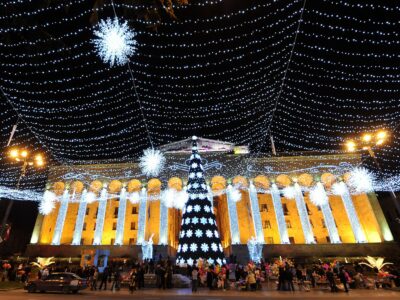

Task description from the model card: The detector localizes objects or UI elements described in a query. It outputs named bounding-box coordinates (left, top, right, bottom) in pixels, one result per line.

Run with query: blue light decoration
left=247, top=237, right=263, bottom=263
left=294, top=183, right=315, bottom=244
left=93, top=187, right=108, bottom=245
left=114, top=187, right=127, bottom=245
left=226, top=184, right=240, bottom=244
left=51, top=189, right=70, bottom=245
left=334, top=182, right=367, bottom=243
left=72, top=189, right=88, bottom=245
left=136, top=187, right=147, bottom=245
left=270, top=184, right=290, bottom=244
left=249, top=182, right=265, bottom=243
left=159, top=191, right=169, bottom=245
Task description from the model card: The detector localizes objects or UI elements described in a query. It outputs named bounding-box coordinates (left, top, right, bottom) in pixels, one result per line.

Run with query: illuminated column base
left=226, top=185, right=240, bottom=244
left=93, top=188, right=108, bottom=245
left=159, top=193, right=168, bottom=245
left=136, top=188, right=147, bottom=245
left=339, top=182, right=367, bottom=243
left=72, top=190, right=88, bottom=245
left=115, top=188, right=127, bottom=245
left=249, top=182, right=265, bottom=243
left=270, top=184, right=290, bottom=244
left=294, top=183, right=315, bottom=244
left=51, top=190, right=70, bottom=245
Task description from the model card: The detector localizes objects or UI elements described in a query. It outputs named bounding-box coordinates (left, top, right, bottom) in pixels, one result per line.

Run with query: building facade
left=26, top=139, right=395, bottom=261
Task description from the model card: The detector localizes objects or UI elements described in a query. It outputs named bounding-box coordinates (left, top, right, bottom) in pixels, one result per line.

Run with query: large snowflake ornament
left=139, top=148, right=166, bottom=177
left=39, top=190, right=56, bottom=215
left=93, top=17, right=137, bottom=67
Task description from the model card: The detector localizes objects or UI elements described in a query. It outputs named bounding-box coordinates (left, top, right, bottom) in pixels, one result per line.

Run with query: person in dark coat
left=326, top=268, right=338, bottom=292
left=137, top=264, right=145, bottom=289
left=339, top=268, right=349, bottom=293
left=98, top=267, right=109, bottom=290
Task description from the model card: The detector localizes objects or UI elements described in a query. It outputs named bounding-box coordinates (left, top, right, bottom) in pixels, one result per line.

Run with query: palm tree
left=30, top=257, right=55, bottom=270
left=360, top=256, right=393, bottom=271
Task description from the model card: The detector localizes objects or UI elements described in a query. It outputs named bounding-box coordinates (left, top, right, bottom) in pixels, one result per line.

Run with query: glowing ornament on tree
left=139, top=148, right=166, bottom=177
left=39, top=190, right=56, bottom=215
left=348, top=167, right=375, bottom=194
left=93, top=17, right=137, bottom=67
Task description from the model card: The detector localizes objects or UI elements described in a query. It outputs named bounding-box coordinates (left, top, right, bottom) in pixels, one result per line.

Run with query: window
left=289, top=237, right=295, bottom=244
left=260, top=204, right=268, bottom=212
left=112, top=222, right=117, bottom=230
left=326, top=236, right=331, bottom=243
left=114, top=207, right=119, bottom=218
left=129, top=238, right=135, bottom=245
left=321, top=219, right=326, bottom=228
left=130, top=222, right=136, bottom=230
left=86, top=208, right=90, bottom=215
left=286, top=220, right=292, bottom=228
left=132, top=206, right=138, bottom=214
left=83, top=223, right=87, bottom=231
left=80, top=238, right=84, bottom=245
left=263, top=220, right=271, bottom=229
left=309, top=220, right=314, bottom=228
left=282, top=204, right=289, bottom=215
left=314, top=236, right=318, bottom=243
left=110, top=238, right=115, bottom=245
left=93, top=223, right=96, bottom=231
left=94, top=208, right=98, bottom=218
left=306, top=204, right=311, bottom=215
left=266, top=237, right=274, bottom=244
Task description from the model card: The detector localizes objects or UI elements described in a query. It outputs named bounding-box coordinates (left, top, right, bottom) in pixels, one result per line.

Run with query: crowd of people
left=1, top=257, right=399, bottom=293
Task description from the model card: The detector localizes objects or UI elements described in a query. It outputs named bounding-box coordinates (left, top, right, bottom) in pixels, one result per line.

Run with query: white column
left=249, top=182, right=264, bottom=243
left=270, top=184, right=290, bottom=244
left=72, top=189, right=88, bottom=245
left=114, top=187, right=127, bottom=245
left=159, top=192, right=168, bottom=245
left=294, top=183, right=315, bottom=244
left=226, top=185, right=240, bottom=244
left=93, top=187, right=108, bottom=245
left=207, top=185, right=213, bottom=208
left=338, top=182, right=367, bottom=243
left=51, top=190, right=70, bottom=245
left=136, top=187, right=147, bottom=245
left=316, top=183, right=341, bottom=244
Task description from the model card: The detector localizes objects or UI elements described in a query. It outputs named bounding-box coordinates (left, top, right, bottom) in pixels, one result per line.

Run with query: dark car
left=25, top=272, right=87, bottom=294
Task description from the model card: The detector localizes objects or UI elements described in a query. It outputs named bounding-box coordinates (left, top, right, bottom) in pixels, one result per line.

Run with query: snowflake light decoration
left=39, top=190, right=56, bottom=215
left=182, top=244, right=188, bottom=252
left=190, top=243, right=198, bottom=252
left=211, top=243, right=218, bottom=252
left=348, top=167, right=375, bottom=194
left=93, top=17, right=137, bottom=67
left=206, top=230, right=213, bottom=238
left=309, top=182, right=328, bottom=206
left=139, top=148, right=166, bottom=177
left=192, top=217, right=199, bottom=224
left=186, top=229, right=193, bottom=238
left=201, top=243, right=209, bottom=252
left=85, top=191, right=96, bottom=204
left=282, top=186, right=296, bottom=200
left=195, top=229, right=203, bottom=237
left=129, top=191, right=140, bottom=204
left=187, top=258, right=194, bottom=266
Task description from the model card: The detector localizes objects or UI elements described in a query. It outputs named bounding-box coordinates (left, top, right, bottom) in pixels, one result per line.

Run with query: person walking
left=191, top=267, right=199, bottom=292
left=326, top=268, right=338, bottom=292
left=129, top=268, right=137, bottom=293
left=286, top=267, right=295, bottom=292
left=91, top=268, right=99, bottom=291
left=98, top=267, right=109, bottom=291
left=339, top=268, right=349, bottom=293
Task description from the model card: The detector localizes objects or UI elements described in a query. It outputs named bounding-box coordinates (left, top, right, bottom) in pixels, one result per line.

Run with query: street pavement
left=0, top=288, right=399, bottom=300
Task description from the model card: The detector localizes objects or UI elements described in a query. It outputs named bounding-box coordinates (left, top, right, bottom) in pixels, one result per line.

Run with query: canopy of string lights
left=0, top=0, right=399, bottom=194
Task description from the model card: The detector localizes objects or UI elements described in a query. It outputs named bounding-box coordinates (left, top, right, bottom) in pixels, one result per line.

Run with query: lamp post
left=0, top=148, right=45, bottom=240
left=345, top=130, right=400, bottom=213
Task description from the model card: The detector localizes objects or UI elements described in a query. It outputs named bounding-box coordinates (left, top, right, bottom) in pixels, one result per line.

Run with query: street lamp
left=344, top=129, right=400, bottom=214
left=0, top=148, right=45, bottom=241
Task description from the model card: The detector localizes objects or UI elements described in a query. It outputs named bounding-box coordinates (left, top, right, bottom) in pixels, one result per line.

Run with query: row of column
left=226, top=182, right=367, bottom=245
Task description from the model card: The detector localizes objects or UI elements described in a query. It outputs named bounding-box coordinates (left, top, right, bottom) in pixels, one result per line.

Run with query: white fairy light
left=206, top=230, right=213, bottom=238
left=186, top=229, right=193, bottom=238
left=192, top=217, right=199, bottom=224
left=39, top=190, right=56, bottom=215
left=309, top=182, right=329, bottom=206
left=92, top=17, right=137, bottom=67
left=282, top=186, right=296, bottom=200
left=139, top=148, right=166, bottom=177
left=348, top=167, right=375, bottom=194
left=187, top=258, right=194, bottom=266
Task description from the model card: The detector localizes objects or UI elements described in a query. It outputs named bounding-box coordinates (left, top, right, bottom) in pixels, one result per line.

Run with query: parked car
left=25, top=272, right=87, bottom=294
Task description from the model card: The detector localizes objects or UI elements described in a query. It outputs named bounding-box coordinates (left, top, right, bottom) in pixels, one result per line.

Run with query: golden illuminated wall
left=214, top=194, right=231, bottom=248
left=39, top=202, right=59, bottom=244
left=145, top=199, right=160, bottom=244
left=236, top=191, right=256, bottom=244
left=80, top=202, right=98, bottom=245
left=123, top=201, right=139, bottom=245
left=258, top=194, right=281, bottom=244
left=60, top=202, right=79, bottom=244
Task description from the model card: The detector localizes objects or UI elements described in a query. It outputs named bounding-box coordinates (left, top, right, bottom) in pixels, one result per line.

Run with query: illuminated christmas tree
left=176, top=136, right=225, bottom=266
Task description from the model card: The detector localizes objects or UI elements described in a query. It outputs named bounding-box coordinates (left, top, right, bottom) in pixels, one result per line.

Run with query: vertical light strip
left=207, top=185, right=213, bottom=208
left=249, top=182, right=264, bottom=243
left=159, top=191, right=168, bottom=245
left=339, top=182, right=367, bottom=243
left=114, top=187, right=127, bottom=245
left=226, top=185, right=240, bottom=244
left=136, top=187, right=147, bottom=245
left=317, top=183, right=341, bottom=244
left=294, top=183, right=315, bottom=244
left=270, top=184, right=290, bottom=244
left=72, top=189, right=88, bottom=245
left=93, top=187, right=108, bottom=245
left=51, top=190, right=70, bottom=245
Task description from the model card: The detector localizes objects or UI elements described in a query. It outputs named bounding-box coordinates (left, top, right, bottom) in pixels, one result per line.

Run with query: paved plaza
left=0, top=288, right=399, bottom=300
